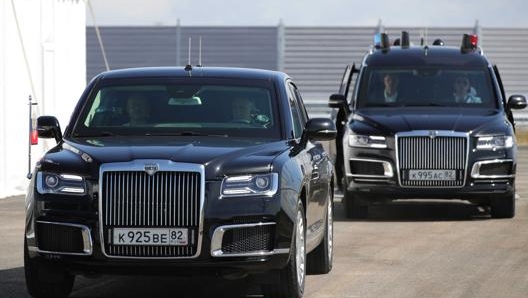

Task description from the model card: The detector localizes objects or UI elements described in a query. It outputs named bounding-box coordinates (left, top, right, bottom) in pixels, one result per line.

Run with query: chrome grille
left=99, top=161, right=204, bottom=258
left=397, top=132, right=468, bottom=188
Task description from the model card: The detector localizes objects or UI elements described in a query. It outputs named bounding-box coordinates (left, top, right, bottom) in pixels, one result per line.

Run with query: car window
left=357, top=68, right=498, bottom=109
left=287, top=82, right=306, bottom=139
left=72, top=79, right=281, bottom=140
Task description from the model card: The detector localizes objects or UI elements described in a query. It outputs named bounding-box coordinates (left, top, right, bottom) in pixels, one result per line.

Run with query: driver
left=231, top=97, right=255, bottom=123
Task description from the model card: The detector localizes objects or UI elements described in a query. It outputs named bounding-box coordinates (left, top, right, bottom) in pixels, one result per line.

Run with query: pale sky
left=86, top=0, right=528, bottom=27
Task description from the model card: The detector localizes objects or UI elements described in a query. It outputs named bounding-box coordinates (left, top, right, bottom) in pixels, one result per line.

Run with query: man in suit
left=453, top=75, right=481, bottom=104
left=369, top=73, right=401, bottom=104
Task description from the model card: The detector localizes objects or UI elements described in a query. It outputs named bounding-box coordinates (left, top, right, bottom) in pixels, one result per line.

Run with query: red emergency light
left=461, top=34, right=479, bottom=52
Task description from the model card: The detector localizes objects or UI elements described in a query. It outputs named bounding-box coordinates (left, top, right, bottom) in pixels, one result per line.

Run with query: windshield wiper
left=365, top=103, right=394, bottom=107
left=146, top=131, right=229, bottom=137
left=74, top=131, right=118, bottom=137
left=402, top=102, right=449, bottom=107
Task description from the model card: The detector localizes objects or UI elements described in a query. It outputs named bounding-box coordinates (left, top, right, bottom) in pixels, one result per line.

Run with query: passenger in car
left=231, top=97, right=255, bottom=123
left=125, top=94, right=151, bottom=125
left=371, top=73, right=402, bottom=103
left=453, top=75, right=481, bottom=103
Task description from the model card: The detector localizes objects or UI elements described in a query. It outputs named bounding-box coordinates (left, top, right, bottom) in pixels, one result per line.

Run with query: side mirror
left=328, top=94, right=346, bottom=109
left=37, top=116, right=62, bottom=143
left=507, top=95, right=527, bottom=110
left=302, top=118, right=337, bottom=143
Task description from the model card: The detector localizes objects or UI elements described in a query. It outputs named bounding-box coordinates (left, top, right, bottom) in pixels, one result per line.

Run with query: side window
left=287, top=82, right=306, bottom=139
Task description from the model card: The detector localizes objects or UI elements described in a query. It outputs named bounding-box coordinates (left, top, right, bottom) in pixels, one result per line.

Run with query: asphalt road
left=2, top=148, right=528, bottom=298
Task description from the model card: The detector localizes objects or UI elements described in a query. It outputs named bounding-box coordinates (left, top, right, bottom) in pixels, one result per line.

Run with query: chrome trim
left=34, top=221, right=93, bottom=256
left=471, top=159, right=515, bottom=179
left=220, top=173, right=279, bottom=199
left=349, top=177, right=393, bottom=183
left=395, top=131, right=469, bottom=188
left=211, top=222, right=289, bottom=257
left=472, top=179, right=510, bottom=184
left=98, top=160, right=205, bottom=259
left=348, top=158, right=393, bottom=178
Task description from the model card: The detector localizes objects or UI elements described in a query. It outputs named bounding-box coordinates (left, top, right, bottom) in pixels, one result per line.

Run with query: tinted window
left=72, top=78, right=280, bottom=140
left=357, top=68, right=498, bottom=109
left=287, top=82, right=306, bottom=139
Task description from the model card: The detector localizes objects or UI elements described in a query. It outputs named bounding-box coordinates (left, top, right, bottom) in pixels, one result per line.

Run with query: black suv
left=329, top=32, right=527, bottom=219
left=25, top=66, right=336, bottom=298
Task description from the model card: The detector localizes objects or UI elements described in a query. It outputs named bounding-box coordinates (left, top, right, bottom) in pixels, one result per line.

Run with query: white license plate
left=113, top=228, right=188, bottom=246
left=408, top=170, right=456, bottom=181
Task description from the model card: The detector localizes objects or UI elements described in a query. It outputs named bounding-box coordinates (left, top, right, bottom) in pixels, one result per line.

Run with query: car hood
left=39, top=136, right=290, bottom=179
left=352, top=107, right=511, bottom=135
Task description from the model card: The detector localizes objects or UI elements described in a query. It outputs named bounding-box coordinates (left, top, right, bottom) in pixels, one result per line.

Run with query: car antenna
left=184, top=37, right=193, bottom=73
left=196, top=36, right=203, bottom=67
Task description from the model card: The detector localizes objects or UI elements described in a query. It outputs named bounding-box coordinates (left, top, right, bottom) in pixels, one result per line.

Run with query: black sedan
left=25, top=66, right=336, bottom=298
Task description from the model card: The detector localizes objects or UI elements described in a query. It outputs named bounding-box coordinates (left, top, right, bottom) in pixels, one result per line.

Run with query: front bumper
left=25, top=192, right=294, bottom=276
left=342, top=137, right=517, bottom=201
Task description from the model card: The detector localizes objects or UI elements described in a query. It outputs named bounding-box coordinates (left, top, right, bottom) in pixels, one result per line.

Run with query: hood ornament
left=144, top=164, right=159, bottom=176
left=428, top=130, right=438, bottom=139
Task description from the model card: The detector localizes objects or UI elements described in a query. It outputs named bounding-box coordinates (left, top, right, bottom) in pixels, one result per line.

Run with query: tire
left=262, top=201, right=306, bottom=298
left=343, top=192, right=368, bottom=219
left=24, top=239, right=75, bottom=298
left=490, top=193, right=515, bottom=218
left=307, top=190, right=333, bottom=274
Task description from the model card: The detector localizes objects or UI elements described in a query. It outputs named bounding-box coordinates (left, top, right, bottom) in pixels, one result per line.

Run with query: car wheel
left=343, top=192, right=368, bottom=219
left=24, top=238, right=75, bottom=298
left=262, top=200, right=306, bottom=298
left=307, top=190, right=333, bottom=274
left=490, top=192, right=515, bottom=218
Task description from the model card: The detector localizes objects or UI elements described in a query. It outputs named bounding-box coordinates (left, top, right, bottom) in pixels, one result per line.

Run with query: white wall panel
left=0, top=0, right=85, bottom=198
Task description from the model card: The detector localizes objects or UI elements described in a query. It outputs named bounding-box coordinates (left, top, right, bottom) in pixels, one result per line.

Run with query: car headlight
left=221, top=173, right=278, bottom=198
left=348, top=134, right=387, bottom=148
left=476, top=135, right=513, bottom=150
left=36, top=172, right=87, bottom=195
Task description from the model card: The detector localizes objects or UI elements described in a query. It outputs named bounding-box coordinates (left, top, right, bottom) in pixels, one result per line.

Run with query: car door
left=287, top=81, right=329, bottom=243
left=493, top=65, right=516, bottom=128
left=335, top=64, right=359, bottom=190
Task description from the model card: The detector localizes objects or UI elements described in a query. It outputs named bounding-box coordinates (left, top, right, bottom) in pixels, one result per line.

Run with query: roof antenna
left=184, top=37, right=193, bottom=72
left=197, top=36, right=203, bottom=67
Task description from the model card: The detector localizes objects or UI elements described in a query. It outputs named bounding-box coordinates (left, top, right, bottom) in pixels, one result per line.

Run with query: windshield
left=71, top=78, right=281, bottom=139
left=357, top=68, right=498, bottom=109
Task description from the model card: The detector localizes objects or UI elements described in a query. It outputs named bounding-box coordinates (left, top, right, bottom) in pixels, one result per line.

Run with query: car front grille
left=99, top=161, right=204, bottom=258
left=397, top=132, right=468, bottom=188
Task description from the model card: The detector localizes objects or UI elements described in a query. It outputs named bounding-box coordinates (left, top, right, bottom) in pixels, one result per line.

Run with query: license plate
left=112, top=228, right=188, bottom=246
left=408, top=170, right=456, bottom=181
